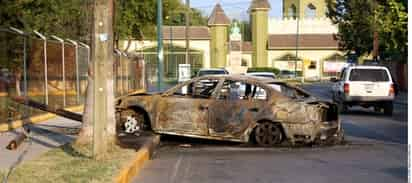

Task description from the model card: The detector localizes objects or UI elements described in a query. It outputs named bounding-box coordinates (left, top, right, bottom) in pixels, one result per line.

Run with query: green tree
left=375, top=0, right=407, bottom=63
left=166, top=7, right=208, bottom=26
left=0, top=0, right=90, bottom=96
left=326, top=0, right=407, bottom=63
left=0, top=0, right=90, bottom=40
left=115, top=0, right=208, bottom=51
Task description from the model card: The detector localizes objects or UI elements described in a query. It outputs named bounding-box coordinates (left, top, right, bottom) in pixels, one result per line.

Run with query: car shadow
left=342, top=107, right=407, bottom=122
left=342, top=122, right=406, bottom=144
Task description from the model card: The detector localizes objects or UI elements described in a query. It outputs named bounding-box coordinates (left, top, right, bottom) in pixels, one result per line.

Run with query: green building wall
left=210, top=25, right=228, bottom=68
left=251, top=10, right=269, bottom=67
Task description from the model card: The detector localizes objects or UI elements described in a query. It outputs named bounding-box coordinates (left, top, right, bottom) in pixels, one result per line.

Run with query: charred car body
left=115, top=75, right=343, bottom=146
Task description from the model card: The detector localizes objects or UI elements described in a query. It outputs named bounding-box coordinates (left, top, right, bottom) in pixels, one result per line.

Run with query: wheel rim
left=255, top=122, right=283, bottom=147
left=119, top=110, right=143, bottom=134
left=124, top=116, right=140, bottom=133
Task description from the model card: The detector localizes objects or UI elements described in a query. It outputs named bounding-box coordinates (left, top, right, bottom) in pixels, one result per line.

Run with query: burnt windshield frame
left=268, top=82, right=311, bottom=99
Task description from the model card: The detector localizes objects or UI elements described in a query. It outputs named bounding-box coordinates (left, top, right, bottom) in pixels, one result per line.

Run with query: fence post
left=10, top=27, right=28, bottom=118
left=34, top=30, right=48, bottom=105
left=79, top=42, right=90, bottom=102
left=67, top=39, right=80, bottom=105
left=51, top=35, right=66, bottom=107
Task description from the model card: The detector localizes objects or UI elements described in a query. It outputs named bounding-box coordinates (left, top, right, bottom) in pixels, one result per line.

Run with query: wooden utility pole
left=91, top=0, right=115, bottom=158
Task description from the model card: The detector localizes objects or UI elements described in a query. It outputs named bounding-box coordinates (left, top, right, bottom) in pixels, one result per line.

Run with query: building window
left=241, top=59, right=248, bottom=67
left=288, top=4, right=297, bottom=19
left=305, top=3, right=317, bottom=19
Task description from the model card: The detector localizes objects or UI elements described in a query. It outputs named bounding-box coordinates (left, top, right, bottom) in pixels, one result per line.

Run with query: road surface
left=133, top=82, right=408, bottom=183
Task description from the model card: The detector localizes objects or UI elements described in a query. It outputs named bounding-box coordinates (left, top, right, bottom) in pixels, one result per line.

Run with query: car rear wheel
left=254, top=122, right=283, bottom=147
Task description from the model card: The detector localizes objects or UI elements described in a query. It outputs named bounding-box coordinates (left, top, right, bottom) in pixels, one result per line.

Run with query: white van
left=331, top=65, right=395, bottom=115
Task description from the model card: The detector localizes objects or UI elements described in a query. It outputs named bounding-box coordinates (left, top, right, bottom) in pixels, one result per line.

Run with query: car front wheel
left=117, top=109, right=144, bottom=134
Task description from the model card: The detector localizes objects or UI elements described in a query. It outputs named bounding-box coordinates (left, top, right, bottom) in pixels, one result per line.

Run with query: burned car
left=115, top=75, right=343, bottom=147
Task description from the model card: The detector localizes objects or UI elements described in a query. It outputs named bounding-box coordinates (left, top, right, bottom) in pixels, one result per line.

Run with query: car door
left=208, top=79, right=266, bottom=138
left=155, top=79, right=220, bottom=136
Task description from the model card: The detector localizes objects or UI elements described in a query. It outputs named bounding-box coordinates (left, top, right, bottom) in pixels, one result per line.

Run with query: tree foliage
left=326, top=0, right=407, bottom=63
left=115, top=0, right=208, bottom=43
left=0, top=0, right=90, bottom=40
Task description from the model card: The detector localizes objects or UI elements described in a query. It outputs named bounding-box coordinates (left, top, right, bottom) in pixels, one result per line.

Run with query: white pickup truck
left=331, top=65, right=395, bottom=115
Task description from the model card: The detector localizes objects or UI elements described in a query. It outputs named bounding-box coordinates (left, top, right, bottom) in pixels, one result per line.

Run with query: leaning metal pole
left=157, top=0, right=164, bottom=91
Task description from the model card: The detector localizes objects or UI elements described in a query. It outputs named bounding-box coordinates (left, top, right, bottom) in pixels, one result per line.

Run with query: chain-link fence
left=0, top=27, right=144, bottom=124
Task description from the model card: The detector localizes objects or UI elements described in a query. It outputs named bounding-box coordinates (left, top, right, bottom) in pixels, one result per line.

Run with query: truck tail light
left=343, top=83, right=350, bottom=94
left=389, top=84, right=395, bottom=96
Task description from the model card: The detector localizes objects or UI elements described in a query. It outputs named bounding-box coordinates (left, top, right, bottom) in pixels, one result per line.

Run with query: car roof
left=198, top=68, right=227, bottom=71
left=196, top=74, right=278, bottom=83
left=346, top=65, right=389, bottom=70
left=246, top=72, right=275, bottom=75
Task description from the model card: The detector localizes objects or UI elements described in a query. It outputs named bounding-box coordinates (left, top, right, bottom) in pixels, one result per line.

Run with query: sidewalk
left=0, top=116, right=80, bottom=170
left=0, top=115, right=160, bottom=183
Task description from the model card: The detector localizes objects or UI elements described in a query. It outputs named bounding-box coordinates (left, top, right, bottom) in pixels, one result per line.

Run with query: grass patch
left=5, top=144, right=136, bottom=183
left=0, top=170, right=6, bottom=182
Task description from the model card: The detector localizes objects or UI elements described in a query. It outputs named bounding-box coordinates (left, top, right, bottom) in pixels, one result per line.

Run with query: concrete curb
left=115, top=135, right=160, bottom=183
left=0, top=105, right=84, bottom=132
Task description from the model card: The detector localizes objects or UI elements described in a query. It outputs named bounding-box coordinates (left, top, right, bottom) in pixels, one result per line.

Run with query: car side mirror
left=330, top=77, right=338, bottom=82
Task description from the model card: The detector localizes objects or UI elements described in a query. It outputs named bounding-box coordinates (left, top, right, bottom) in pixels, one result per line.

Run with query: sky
left=189, top=0, right=283, bottom=20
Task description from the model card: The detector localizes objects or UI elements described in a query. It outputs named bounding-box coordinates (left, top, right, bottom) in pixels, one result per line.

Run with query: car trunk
left=347, top=68, right=392, bottom=97
left=348, top=82, right=391, bottom=97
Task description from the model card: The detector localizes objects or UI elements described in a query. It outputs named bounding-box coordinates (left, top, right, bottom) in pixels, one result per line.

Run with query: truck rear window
left=349, top=69, right=389, bottom=81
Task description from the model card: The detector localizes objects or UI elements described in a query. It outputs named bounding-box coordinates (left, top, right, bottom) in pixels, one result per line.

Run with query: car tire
left=383, top=102, right=393, bottom=116
left=117, top=109, right=144, bottom=134
left=254, top=122, right=284, bottom=147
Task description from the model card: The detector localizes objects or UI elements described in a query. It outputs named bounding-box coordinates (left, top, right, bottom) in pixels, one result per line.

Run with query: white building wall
left=268, top=17, right=338, bottom=35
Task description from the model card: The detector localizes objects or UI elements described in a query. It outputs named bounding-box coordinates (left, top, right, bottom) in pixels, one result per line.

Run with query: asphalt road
left=133, top=82, right=408, bottom=183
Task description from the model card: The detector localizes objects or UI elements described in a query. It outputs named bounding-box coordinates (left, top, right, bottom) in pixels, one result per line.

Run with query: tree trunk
left=74, top=64, right=94, bottom=145
left=74, top=0, right=117, bottom=156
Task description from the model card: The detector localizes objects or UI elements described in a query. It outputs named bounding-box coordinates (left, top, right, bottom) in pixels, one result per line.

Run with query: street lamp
left=294, top=1, right=300, bottom=81
left=33, top=30, right=48, bottom=105
left=157, top=0, right=164, bottom=91
left=50, top=35, right=66, bottom=107
left=66, top=39, right=80, bottom=104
